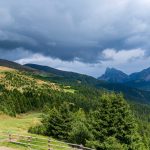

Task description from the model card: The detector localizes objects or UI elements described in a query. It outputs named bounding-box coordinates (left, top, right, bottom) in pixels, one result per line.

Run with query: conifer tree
left=87, top=93, right=145, bottom=150
left=43, top=102, right=73, bottom=140
left=69, top=109, right=93, bottom=145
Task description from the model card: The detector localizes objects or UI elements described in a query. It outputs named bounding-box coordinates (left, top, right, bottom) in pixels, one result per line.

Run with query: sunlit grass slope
left=0, top=112, right=71, bottom=150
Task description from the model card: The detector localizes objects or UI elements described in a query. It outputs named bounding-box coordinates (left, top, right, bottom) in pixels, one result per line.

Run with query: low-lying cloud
left=0, top=0, right=150, bottom=76
left=102, top=48, right=145, bottom=64
left=15, top=48, right=150, bottom=77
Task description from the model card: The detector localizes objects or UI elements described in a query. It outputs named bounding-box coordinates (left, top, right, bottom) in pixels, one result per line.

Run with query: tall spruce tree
left=87, top=93, right=145, bottom=150
left=43, top=102, right=73, bottom=140
left=69, top=109, right=93, bottom=145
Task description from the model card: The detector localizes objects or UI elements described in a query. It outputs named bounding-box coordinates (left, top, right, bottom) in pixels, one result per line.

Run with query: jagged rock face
left=98, top=67, right=150, bottom=91
left=99, top=67, right=150, bottom=83
left=98, top=67, right=128, bottom=83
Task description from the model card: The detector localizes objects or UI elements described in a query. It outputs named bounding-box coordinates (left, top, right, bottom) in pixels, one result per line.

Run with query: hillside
left=0, top=66, right=59, bottom=91
left=0, top=61, right=150, bottom=149
left=129, top=67, right=150, bottom=81
left=0, top=59, right=37, bottom=73
left=126, top=67, right=150, bottom=91
left=25, top=63, right=150, bottom=103
left=0, top=60, right=149, bottom=104
left=25, top=63, right=99, bottom=86
left=0, top=65, right=76, bottom=116
left=0, top=65, right=96, bottom=149
left=0, top=113, right=73, bottom=150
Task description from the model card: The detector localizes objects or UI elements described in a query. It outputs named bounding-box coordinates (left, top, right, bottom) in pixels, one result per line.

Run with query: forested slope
left=0, top=64, right=150, bottom=149
left=26, top=63, right=150, bottom=104
left=0, top=66, right=104, bottom=117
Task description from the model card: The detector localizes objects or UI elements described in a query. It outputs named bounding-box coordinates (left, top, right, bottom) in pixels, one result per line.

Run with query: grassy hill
left=0, top=60, right=149, bottom=104
left=0, top=66, right=97, bottom=149
left=25, top=64, right=150, bottom=104
left=0, top=66, right=76, bottom=116
left=0, top=113, right=72, bottom=150
left=0, top=59, right=37, bottom=73
left=0, top=66, right=85, bottom=149
left=0, top=66, right=60, bottom=92
left=0, top=61, right=150, bottom=149
left=1, top=61, right=150, bottom=106
left=25, top=63, right=100, bottom=86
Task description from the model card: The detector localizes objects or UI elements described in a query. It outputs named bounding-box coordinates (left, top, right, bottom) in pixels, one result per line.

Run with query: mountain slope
left=98, top=67, right=150, bottom=91
left=98, top=67, right=128, bottom=83
left=96, top=81, right=150, bottom=103
left=25, top=63, right=150, bottom=104
left=0, top=60, right=149, bottom=104
left=125, top=80, right=150, bottom=91
left=0, top=61, right=150, bottom=149
left=129, top=67, right=150, bottom=81
left=0, top=66, right=59, bottom=91
left=125, top=67, right=150, bottom=91
left=24, top=63, right=100, bottom=85
left=0, top=65, right=67, bottom=116
left=0, top=59, right=37, bottom=72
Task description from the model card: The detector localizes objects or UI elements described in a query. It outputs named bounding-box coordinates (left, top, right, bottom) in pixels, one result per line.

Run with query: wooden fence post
left=48, top=138, right=51, bottom=150
left=80, top=144, right=83, bottom=150
left=28, top=136, right=31, bottom=149
left=9, top=133, right=11, bottom=142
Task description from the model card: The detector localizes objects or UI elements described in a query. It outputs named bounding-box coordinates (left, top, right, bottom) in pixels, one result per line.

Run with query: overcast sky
left=0, top=0, right=150, bottom=77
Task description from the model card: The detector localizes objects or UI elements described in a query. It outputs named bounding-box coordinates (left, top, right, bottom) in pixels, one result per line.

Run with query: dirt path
left=0, top=147, right=16, bottom=150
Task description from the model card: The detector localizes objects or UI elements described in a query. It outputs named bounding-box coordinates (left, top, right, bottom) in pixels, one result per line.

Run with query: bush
left=69, top=109, right=93, bottom=145
left=28, top=125, right=46, bottom=135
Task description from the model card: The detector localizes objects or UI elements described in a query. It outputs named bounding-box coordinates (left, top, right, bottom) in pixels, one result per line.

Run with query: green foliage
left=27, top=63, right=150, bottom=104
left=0, top=69, right=105, bottom=116
left=29, top=93, right=146, bottom=149
left=130, top=102, right=150, bottom=148
left=69, top=109, right=93, bottom=145
left=0, top=68, right=149, bottom=149
left=96, top=137, right=126, bottom=150
left=41, top=102, right=73, bottom=140
left=28, top=124, right=46, bottom=135
left=86, top=93, right=145, bottom=150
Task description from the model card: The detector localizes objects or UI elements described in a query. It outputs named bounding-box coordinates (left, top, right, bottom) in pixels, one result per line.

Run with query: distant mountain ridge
left=0, top=59, right=150, bottom=103
left=129, top=67, right=150, bottom=81
left=24, top=63, right=100, bottom=86
left=0, top=59, right=37, bottom=72
left=98, top=67, right=150, bottom=91
left=99, top=67, right=129, bottom=83
left=25, top=63, right=150, bottom=103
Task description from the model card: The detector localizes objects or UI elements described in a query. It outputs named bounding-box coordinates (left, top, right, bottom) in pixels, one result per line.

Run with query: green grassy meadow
left=0, top=112, right=72, bottom=150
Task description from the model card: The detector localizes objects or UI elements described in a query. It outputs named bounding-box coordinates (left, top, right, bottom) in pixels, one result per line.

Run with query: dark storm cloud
left=0, top=0, right=150, bottom=62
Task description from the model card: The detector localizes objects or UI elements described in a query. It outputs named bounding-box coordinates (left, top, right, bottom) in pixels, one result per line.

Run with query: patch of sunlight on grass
left=0, top=112, right=73, bottom=150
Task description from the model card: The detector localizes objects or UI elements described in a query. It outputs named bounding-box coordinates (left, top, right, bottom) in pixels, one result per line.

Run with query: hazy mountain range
left=1, top=59, right=150, bottom=103
left=98, top=67, right=150, bottom=91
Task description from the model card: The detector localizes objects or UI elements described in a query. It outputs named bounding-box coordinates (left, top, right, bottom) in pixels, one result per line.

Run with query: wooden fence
left=0, top=132, right=95, bottom=150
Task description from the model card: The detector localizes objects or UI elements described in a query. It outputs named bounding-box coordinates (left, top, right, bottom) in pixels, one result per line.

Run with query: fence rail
left=0, top=132, right=95, bottom=150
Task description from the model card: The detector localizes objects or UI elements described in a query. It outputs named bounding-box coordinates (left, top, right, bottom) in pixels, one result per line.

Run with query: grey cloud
left=0, top=0, right=150, bottom=62
left=0, top=48, right=32, bottom=60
